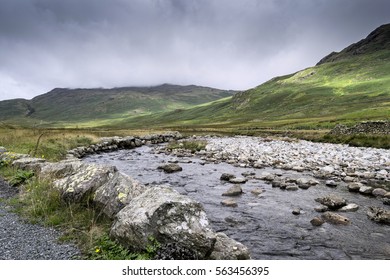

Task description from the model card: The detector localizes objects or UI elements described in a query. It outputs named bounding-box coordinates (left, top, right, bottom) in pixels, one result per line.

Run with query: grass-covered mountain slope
left=0, top=84, right=235, bottom=127
left=118, top=24, right=390, bottom=130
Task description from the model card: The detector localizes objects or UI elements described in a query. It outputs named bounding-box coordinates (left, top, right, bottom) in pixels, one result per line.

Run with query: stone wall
left=68, top=131, right=183, bottom=158
left=329, top=121, right=390, bottom=135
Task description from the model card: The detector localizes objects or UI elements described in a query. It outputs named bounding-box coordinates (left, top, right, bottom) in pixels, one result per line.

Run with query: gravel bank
left=203, top=136, right=390, bottom=181
left=0, top=177, right=81, bottom=260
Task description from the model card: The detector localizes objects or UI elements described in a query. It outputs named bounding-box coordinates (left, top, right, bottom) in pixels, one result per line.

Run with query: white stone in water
left=359, top=186, right=373, bottom=195
left=339, top=203, right=359, bottom=212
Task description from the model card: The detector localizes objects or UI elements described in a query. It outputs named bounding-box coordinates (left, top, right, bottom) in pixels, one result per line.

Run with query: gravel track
left=0, top=177, right=81, bottom=260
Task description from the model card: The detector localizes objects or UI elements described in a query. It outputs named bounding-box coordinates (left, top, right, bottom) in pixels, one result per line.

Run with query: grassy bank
left=0, top=127, right=163, bottom=259
left=0, top=163, right=160, bottom=260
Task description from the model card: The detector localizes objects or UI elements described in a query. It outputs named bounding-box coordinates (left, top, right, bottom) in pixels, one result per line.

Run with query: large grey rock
left=321, top=212, right=350, bottom=225
left=39, top=160, right=84, bottom=180
left=53, top=163, right=116, bottom=203
left=110, top=186, right=216, bottom=259
left=315, top=195, right=347, bottom=210
left=93, top=172, right=146, bottom=218
left=367, top=207, right=390, bottom=225
left=209, top=233, right=250, bottom=260
left=12, top=157, right=47, bottom=174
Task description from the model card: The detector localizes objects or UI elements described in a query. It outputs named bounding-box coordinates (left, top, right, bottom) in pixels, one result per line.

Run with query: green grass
left=108, top=50, right=389, bottom=131
left=0, top=163, right=160, bottom=260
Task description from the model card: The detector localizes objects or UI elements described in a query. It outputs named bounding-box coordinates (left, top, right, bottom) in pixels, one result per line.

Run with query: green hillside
left=0, top=84, right=235, bottom=127
left=114, top=24, right=390, bottom=130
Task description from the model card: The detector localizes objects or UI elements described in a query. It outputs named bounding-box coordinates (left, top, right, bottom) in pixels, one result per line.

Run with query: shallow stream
left=84, top=145, right=390, bottom=259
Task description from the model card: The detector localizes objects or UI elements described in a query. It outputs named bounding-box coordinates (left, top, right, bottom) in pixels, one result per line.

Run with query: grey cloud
left=0, top=0, right=389, bottom=100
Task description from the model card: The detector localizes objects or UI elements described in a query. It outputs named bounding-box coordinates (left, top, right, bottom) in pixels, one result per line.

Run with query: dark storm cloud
left=0, top=0, right=389, bottom=100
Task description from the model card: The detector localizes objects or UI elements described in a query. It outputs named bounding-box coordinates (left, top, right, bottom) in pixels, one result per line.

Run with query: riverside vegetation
left=0, top=130, right=164, bottom=259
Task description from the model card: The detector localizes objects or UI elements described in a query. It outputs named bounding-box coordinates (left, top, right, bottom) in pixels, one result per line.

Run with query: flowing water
left=84, top=145, right=390, bottom=259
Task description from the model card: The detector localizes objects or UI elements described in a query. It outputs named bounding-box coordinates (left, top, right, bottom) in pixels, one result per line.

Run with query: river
left=84, top=142, right=390, bottom=259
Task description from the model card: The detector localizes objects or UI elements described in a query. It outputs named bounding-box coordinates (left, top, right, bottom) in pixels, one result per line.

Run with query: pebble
left=310, top=217, right=325, bottom=226
left=221, top=199, right=238, bottom=207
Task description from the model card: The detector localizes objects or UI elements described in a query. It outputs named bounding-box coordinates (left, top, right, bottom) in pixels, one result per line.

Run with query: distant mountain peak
left=317, top=23, right=390, bottom=65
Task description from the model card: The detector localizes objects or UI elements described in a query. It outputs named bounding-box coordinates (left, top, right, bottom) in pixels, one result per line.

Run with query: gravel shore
left=0, top=177, right=81, bottom=260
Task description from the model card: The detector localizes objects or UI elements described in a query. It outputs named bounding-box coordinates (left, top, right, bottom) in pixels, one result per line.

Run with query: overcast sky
left=0, top=0, right=389, bottom=100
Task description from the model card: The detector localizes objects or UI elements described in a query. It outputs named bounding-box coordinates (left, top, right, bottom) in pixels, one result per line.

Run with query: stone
left=339, top=203, right=359, bottom=212
left=310, top=217, right=325, bottom=226
left=209, top=233, right=251, bottom=260
left=321, top=166, right=335, bottom=174
left=286, top=184, right=299, bottom=191
left=292, top=208, right=301, bottom=215
left=359, top=186, right=373, bottom=195
left=257, top=172, right=274, bottom=181
left=93, top=172, right=146, bottom=218
left=222, top=185, right=243, bottom=197
left=12, top=157, right=47, bottom=174
left=348, top=183, right=362, bottom=192
left=250, top=188, right=264, bottom=195
left=153, top=243, right=199, bottom=260
left=229, top=177, right=248, bottom=184
left=325, top=180, right=338, bottom=188
left=0, top=146, right=7, bottom=153
left=343, top=176, right=355, bottom=182
left=157, top=163, right=183, bottom=173
left=39, top=160, right=84, bottom=180
left=382, top=198, right=390, bottom=206
left=241, top=171, right=256, bottom=177
left=53, top=163, right=116, bottom=203
left=296, top=178, right=310, bottom=189
left=314, top=205, right=329, bottom=212
left=372, top=188, right=388, bottom=197
left=385, top=192, right=390, bottom=199
left=315, top=195, right=347, bottom=210
left=321, top=212, right=350, bottom=225
left=221, top=199, right=238, bottom=207
left=110, top=186, right=216, bottom=259
left=220, top=173, right=235, bottom=181
left=367, top=207, right=390, bottom=225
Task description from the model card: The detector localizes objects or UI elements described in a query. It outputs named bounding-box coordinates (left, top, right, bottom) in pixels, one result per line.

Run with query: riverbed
left=84, top=137, right=390, bottom=259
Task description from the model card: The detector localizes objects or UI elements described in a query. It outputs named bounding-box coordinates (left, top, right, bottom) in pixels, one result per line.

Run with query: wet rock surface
left=84, top=136, right=390, bottom=259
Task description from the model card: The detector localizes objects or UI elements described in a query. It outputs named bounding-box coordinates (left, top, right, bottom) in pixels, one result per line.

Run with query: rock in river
left=339, top=203, right=359, bottom=212
left=221, top=199, right=238, bottom=207
left=321, top=212, right=350, bottom=225
left=158, top=163, right=183, bottom=173
left=222, top=185, right=243, bottom=197
left=315, top=195, right=347, bottom=210
left=367, top=207, right=390, bottom=225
